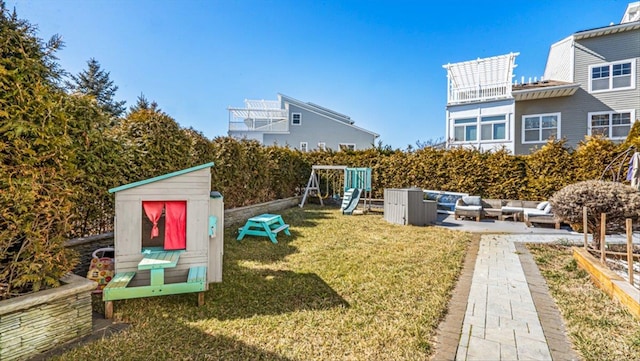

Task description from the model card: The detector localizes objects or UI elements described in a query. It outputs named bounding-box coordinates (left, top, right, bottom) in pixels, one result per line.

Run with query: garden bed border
left=573, top=247, right=640, bottom=320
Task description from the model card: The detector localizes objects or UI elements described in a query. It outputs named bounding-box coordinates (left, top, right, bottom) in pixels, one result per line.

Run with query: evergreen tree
left=0, top=1, right=79, bottom=298
left=128, top=93, right=160, bottom=113
left=66, top=57, right=126, bottom=118
left=114, top=99, right=192, bottom=182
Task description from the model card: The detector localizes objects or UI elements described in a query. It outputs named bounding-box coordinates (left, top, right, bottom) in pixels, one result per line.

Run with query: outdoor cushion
left=501, top=206, right=523, bottom=212
left=543, top=203, right=552, bottom=213
left=462, top=196, right=482, bottom=206
left=536, top=201, right=549, bottom=210
left=523, top=208, right=548, bottom=216
left=456, top=205, right=482, bottom=211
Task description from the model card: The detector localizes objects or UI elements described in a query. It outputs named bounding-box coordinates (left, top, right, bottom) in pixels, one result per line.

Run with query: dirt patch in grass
left=527, top=244, right=640, bottom=361
left=53, top=206, right=471, bottom=360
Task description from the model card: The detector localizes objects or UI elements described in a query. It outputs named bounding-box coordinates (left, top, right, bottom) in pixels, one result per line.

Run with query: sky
left=6, top=0, right=634, bottom=149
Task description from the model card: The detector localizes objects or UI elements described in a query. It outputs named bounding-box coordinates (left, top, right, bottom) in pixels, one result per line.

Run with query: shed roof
left=109, top=162, right=215, bottom=194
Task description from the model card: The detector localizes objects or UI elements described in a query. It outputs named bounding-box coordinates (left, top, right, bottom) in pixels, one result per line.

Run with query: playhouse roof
left=108, top=162, right=215, bottom=194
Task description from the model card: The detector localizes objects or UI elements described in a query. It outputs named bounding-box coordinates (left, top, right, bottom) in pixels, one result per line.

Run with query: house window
left=522, top=113, right=560, bottom=143
left=339, top=143, right=356, bottom=151
left=318, top=142, right=326, bottom=151
left=589, top=59, right=635, bottom=93
left=453, top=118, right=477, bottom=142
left=292, top=113, right=302, bottom=125
left=141, top=201, right=187, bottom=251
left=588, top=110, right=635, bottom=139
left=480, top=115, right=506, bottom=141
left=300, top=142, right=308, bottom=152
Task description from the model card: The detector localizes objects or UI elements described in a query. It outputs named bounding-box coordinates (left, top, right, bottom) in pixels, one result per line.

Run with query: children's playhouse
left=102, top=162, right=224, bottom=318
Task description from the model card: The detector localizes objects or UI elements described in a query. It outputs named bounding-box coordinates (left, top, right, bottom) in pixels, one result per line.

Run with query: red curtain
left=142, top=201, right=164, bottom=238
left=164, top=201, right=186, bottom=250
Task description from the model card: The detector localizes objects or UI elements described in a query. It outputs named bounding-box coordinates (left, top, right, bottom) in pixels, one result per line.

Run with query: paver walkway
left=434, top=226, right=581, bottom=361
left=457, top=235, right=552, bottom=360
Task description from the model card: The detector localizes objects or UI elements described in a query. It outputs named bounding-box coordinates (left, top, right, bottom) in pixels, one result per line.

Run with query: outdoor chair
left=454, top=196, right=482, bottom=222
left=523, top=201, right=561, bottom=229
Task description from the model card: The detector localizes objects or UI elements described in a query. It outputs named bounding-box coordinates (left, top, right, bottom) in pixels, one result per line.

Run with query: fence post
left=627, top=218, right=634, bottom=287
left=583, top=206, right=588, bottom=249
left=600, top=213, right=606, bottom=264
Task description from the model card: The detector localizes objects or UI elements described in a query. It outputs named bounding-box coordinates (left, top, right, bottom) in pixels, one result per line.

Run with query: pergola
left=228, top=99, right=288, bottom=132
left=443, top=52, right=519, bottom=105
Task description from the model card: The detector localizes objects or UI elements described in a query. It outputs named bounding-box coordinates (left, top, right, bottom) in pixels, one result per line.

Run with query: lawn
left=54, top=206, right=471, bottom=361
left=527, top=244, right=640, bottom=361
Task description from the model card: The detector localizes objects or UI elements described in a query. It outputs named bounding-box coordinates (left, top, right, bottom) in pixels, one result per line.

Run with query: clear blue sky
left=7, top=0, right=632, bottom=149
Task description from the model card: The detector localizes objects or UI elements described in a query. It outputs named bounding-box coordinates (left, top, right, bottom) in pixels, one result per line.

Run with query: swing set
left=299, top=165, right=372, bottom=214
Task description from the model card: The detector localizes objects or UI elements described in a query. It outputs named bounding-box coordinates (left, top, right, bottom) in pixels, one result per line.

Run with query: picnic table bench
left=103, top=249, right=207, bottom=318
left=237, top=213, right=291, bottom=244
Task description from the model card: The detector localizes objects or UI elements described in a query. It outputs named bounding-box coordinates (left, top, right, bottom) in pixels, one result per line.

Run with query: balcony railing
left=448, top=82, right=512, bottom=104
left=228, top=119, right=288, bottom=132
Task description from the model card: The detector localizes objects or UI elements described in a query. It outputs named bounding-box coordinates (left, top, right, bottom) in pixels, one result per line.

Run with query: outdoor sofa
left=454, top=196, right=482, bottom=222
left=481, top=199, right=504, bottom=219
left=500, top=200, right=540, bottom=221
left=453, top=198, right=561, bottom=228
left=522, top=201, right=561, bottom=229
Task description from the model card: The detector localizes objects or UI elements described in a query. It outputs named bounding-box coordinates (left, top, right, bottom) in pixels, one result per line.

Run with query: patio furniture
left=424, top=190, right=468, bottom=214
left=523, top=202, right=561, bottom=229
left=454, top=196, right=482, bottom=222
left=481, top=199, right=504, bottom=219
left=500, top=200, right=539, bottom=221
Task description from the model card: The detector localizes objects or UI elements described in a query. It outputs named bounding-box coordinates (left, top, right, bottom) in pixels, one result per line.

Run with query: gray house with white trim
left=443, top=2, right=640, bottom=155
left=228, top=93, right=379, bottom=151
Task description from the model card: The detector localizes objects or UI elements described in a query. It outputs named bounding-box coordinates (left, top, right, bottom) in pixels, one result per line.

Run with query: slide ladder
left=341, top=188, right=362, bottom=215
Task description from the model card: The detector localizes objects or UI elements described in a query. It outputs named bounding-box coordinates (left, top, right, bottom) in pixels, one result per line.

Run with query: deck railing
left=447, top=82, right=512, bottom=104
left=228, top=119, right=288, bottom=132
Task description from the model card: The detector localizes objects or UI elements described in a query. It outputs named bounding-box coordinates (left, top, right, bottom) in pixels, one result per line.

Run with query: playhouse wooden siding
left=113, top=167, right=212, bottom=287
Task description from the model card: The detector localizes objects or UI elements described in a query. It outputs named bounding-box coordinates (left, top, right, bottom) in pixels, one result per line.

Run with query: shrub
left=0, top=4, right=79, bottom=298
left=550, top=180, right=640, bottom=247
left=524, top=139, right=574, bottom=200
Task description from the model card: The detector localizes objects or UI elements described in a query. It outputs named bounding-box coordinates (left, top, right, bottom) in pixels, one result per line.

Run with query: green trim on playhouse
left=109, top=162, right=215, bottom=193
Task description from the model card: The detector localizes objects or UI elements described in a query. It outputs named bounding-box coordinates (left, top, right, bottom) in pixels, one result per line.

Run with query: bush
left=0, top=4, right=79, bottom=298
left=550, top=180, right=640, bottom=247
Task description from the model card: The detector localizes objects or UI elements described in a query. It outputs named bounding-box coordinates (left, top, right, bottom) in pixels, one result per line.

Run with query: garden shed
left=103, top=162, right=224, bottom=316
left=384, top=188, right=437, bottom=226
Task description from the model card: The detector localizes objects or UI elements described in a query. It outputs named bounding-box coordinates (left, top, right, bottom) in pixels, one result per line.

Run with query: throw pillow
left=536, top=201, right=549, bottom=210
left=462, top=196, right=482, bottom=206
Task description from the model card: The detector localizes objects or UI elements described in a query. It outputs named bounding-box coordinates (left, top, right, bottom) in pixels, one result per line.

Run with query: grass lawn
left=527, top=244, right=640, bottom=361
left=54, top=205, right=471, bottom=360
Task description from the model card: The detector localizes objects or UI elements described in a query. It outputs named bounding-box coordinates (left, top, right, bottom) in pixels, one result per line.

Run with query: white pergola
left=443, top=52, right=519, bottom=105
left=228, top=99, right=288, bottom=132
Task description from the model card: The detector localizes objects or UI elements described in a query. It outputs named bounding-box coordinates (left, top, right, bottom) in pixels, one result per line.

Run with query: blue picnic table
left=237, top=213, right=291, bottom=244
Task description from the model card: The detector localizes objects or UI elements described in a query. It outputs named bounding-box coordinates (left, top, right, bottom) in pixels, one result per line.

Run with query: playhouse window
left=141, top=201, right=187, bottom=251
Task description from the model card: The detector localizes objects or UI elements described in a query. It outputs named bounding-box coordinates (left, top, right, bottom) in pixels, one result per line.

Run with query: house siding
left=543, top=36, right=574, bottom=82
left=446, top=99, right=516, bottom=153
left=264, top=103, right=377, bottom=150
left=574, top=30, right=640, bottom=110
left=514, top=29, right=640, bottom=154
left=515, top=94, right=586, bottom=154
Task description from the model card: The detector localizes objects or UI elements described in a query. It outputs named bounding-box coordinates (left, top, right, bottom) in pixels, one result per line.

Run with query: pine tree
left=66, top=57, right=126, bottom=118
left=128, top=93, right=160, bottom=113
